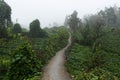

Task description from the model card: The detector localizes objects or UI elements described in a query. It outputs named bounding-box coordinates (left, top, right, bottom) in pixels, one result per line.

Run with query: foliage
left=29, top=38, right=52, bottom=65
left=12, top=23, right=22, bottom=34
left=67, top=9, right=120, bottom=79
left=66, top=43, right=120, bottom=80
left=0, top=24, right=8, bottom=38
left=67, top=11, right=81, bottom=33
left=29, top=19, right=47, bottom=38
left=0, top=55, right=11, bottom=80
left=0, top=0, right=12, bottom=38
left=7, top=43, right=42, bottom=80
left=98, top=7, right=117, bottom=27
left=0, top=0, right=11, bottom=25
left=0, top=25, right=69, bottom=79
left=30, top=26, right=69, bottom=65
left=48, top=26, right=69, bottom=50
left=0, top=1, right=70, bottom=80
left=0, top=39, right=10, bottom=54
left=101, top=30, right=120, bottom=55
left=67, top=8, right=120, bottom=79
left=1, top=0, right=120, bottom=79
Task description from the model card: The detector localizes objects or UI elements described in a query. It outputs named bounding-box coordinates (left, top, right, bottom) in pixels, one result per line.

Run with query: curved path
left=41, top=32, right=72, bottom=80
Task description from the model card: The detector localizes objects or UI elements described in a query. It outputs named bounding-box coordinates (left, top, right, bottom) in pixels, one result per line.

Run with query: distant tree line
left=66, top=6, right=120, bottom=31
left=65, top=6, right=120, bottom=46
left=0, top=1, right=48, bottom=39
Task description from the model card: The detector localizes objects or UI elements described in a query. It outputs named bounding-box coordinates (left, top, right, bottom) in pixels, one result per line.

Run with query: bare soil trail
left=41, top=32, right=72, bottom=80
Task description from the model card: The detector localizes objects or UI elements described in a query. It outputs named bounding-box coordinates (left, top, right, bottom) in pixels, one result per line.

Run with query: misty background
left=5, top=0, right=120, bottom=28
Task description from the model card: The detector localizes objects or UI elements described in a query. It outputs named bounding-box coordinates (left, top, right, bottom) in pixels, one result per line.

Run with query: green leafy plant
left=7, top=43, right=42, bottom=80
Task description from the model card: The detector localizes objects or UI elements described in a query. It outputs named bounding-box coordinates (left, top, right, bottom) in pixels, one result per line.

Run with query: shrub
left=7, top=43, right=42, bottom=80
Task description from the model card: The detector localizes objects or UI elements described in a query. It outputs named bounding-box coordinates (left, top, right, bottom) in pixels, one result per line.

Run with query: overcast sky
left=5, top=0, right=120, bottom=28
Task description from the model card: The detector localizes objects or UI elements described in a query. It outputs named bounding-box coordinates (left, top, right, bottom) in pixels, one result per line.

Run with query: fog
left=5, top=0, right=120, bottom=28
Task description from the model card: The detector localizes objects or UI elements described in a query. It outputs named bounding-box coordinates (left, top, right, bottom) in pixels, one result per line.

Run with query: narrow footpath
left=41, top=32, right=72, bottom=80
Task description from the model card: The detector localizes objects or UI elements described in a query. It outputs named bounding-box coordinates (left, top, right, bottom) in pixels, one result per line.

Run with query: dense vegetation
left=66, top=7, right=120, bottom=80
left=0, top=23, right=68, bottom=80
left=0, top=0, right=120, bottom=80
left=0, top=25, right=68, bottom=80
left=0, top=1, right=69, bottom=80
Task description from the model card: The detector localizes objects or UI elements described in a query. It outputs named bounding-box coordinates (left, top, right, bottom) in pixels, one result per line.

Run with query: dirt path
left=41, top=32, right=72, bottom=80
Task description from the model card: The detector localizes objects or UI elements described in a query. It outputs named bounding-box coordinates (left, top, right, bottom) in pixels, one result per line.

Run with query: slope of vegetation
left=0, top=1, right=69, bottom=79
left=66, top=43, right=120, bottom=80
left=0, top=26, right=69, bottom=80
left=66, top=6, right=120, bottom=80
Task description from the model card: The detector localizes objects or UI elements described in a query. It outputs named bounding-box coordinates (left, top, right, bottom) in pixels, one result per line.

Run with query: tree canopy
left=67, top=11, right=81, bottom=33
left=0, top=0, right=11, bottom=38
left=0, top=0, right=11, bottom=25
left=12, top=23, right=22, bottom=34
left=29, top=19, right=47, bottom=38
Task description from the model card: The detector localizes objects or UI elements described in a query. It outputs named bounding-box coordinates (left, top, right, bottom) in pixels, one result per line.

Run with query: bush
left=7, top=43, right=42, bottom=80
left=66, top=43, right=120, bottom=80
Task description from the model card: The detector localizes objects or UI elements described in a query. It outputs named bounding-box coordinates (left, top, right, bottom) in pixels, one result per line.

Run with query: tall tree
left=29, top=19, right=47, bottom=38
left=0, top=0, right=11, bottom=38
left=0, top=0, right=11, bottom=26
left=67, top=11, right=80, bottom=33
left=13, top=23, right=22, bottom=34
left=99, top=7, right=117, bottom=27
